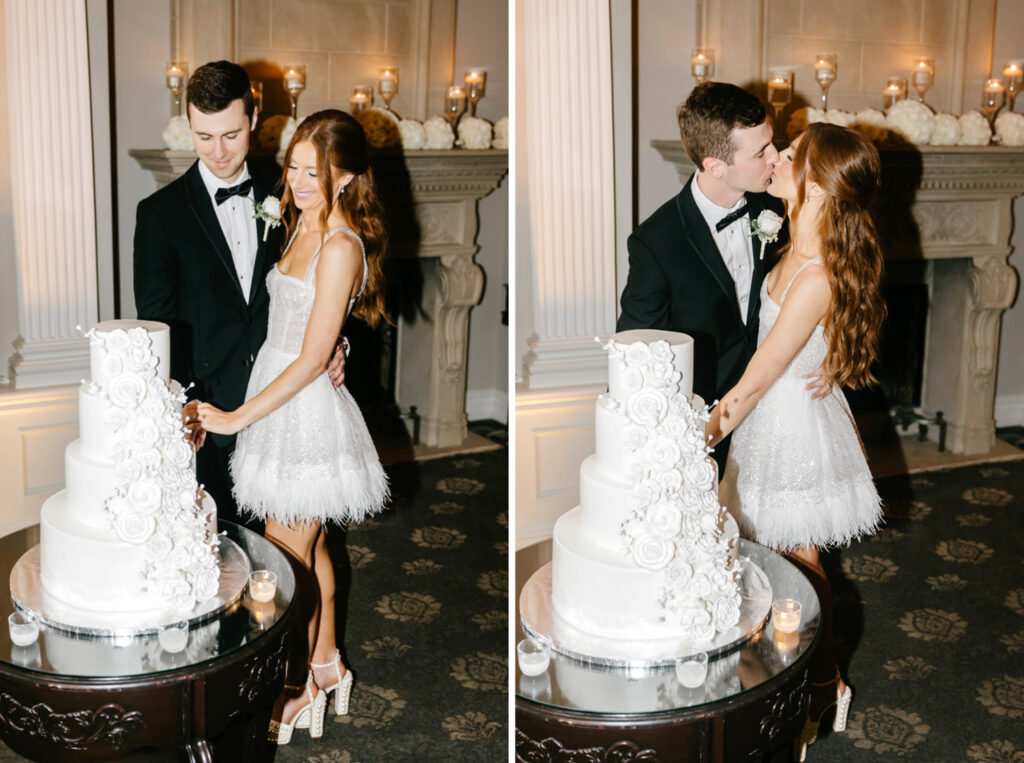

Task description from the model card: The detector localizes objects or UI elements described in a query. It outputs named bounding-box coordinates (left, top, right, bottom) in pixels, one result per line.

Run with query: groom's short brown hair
left=677, top=82, right=766, bottom=167
left=187, top=60, right=255, bottom=119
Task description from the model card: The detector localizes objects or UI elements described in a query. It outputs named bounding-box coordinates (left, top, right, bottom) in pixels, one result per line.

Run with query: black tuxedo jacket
left=617, top=174, right=788, bottom=407
left=133, top=159, right=285, bottom=442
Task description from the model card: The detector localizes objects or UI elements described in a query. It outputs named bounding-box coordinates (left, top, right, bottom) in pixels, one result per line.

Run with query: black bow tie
left=715, top=202, right=750, bottom=232
left=214, top=178, right=252, bottom=205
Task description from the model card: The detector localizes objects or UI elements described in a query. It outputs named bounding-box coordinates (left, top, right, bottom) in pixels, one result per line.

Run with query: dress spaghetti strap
left=303, top=227, right=369, bottom=298
left=779, top=258, right=823, bottom=305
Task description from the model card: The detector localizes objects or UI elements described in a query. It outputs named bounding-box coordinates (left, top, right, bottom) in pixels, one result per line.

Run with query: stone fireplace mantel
left=129, top=148, right=508, bottom=448
left=652, top=141, right=1024, bottom=455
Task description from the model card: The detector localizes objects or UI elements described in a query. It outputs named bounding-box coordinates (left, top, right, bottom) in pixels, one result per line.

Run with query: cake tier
left=64, top=440, right=118, bottom=530
left=552, top=507, right=741, bottom=641
left=79, top=379, right=183, bottom=464
left=39, top=489, right=217, bottom=613
left=607, top=329, right=693, bottom=402
left=578, top=454, right=631, bottom=553
left=90, top=319, right=171, bottom=388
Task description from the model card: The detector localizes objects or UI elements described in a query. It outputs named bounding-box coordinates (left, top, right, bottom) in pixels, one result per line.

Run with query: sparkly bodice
left=264, top=226, right=368, bottom=355
left=757, top=259, right=826, bottom=377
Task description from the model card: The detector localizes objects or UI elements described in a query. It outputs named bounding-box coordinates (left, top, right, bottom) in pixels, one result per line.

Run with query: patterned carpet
left=0, top=447, right=509, bottom=762
left=805, top=452, right=1024, bottom=760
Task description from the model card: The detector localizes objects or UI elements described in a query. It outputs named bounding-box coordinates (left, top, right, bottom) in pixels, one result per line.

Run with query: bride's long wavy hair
left=280, top=109, right=389, bottom=328
left=790, top=122, right=886, bottom=389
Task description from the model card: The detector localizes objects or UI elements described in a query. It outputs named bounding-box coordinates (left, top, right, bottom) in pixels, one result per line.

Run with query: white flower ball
left=851, top=109, right=890, bottom=141
left=493, top=115, right=509, bottom=149
left=929, top=113, right=961, bottom=145
left=423, top=116, right=455, bottom=149
left=886, top=100, right=935, bottom=144
left=278, top=117, right=297, bottom=151
left=786, top=107, right=825, bottom=140
left=995, top=111, right=1024, bottom=146
left=162, top=115, right=194, bottom=151
left=398, top=119, right=426, bottom=149
left=958, top=111, right=991, bottom=145
left=825, top=109, right=855, bottom=127
left=457, top=116, right=493, bottom=149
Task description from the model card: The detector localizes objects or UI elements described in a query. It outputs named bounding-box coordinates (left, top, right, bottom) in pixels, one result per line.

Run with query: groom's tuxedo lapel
left=742, top=191, right=770, bottom=322
left=248, top=168, right=276, bottom=305
left=675, top=179, right=743, bottom=324
left=184, top=162, right=247, bottom=304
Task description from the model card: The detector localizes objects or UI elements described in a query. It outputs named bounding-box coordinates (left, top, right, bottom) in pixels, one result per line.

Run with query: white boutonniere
left=253, top=196, right=282, bottom=241
left=750, top=209, right=784, bottom=260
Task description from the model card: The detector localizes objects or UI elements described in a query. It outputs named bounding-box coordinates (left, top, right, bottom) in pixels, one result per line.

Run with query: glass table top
left=515, top=538, right=821, bottom=716
left=0, top=521, right=295, bottom=679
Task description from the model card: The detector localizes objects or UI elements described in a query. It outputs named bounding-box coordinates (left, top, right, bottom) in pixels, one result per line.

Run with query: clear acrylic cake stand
left=9, top=536, right=251, bottom=639
left=519, top=538, right=774, bottom=669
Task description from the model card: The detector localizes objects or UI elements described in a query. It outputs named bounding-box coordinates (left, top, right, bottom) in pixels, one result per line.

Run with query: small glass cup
left=691, top=49, right=714, bottom=84
left=158, top=618, right=189, bottom=654
left=248, top=599, right=278, bottom=631
left=350, top=85, right=374, bottom=114
left=10, top=643, right=41, bottom=669
left=883, top=77, right=908, bottom=109
left=675, top=650, right=709, bottom=688
left=772, top=598, right=802, bottom=633
left=519, top=671, right=551, bottom=698
left=8, top=611, right=39, bottom=646
left=517, top=637, right=551, bottom=676
left=249, top=570, right=277, bottom=603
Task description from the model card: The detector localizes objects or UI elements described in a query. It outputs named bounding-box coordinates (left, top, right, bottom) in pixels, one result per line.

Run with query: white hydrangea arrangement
left=162, top=115, right=194, bottom=151
left=601, top=337, right=742, bottom=642
left=929, top=113, right=961, bottom=145
left=398, top=119, right=426, bottom=149
left=423, top=116, right=455, bottom=149
left=279, top=116, right=297, bottom=151
left=995, top=111, right=1024, bottom=146
left=354, top=107, right=401, bottom=149
left=258, top=115, right=293, bottom=152
left=457, top=116, right=493, bottom=149
left=850, top=109, right=890, bottom=142
left=493, top=115, right=509, bottom=149
left=958, top=111, right=992, bottom=145
left=87, top=326, right=220, bottom=612
left=885, top=99, right=935, bottom=144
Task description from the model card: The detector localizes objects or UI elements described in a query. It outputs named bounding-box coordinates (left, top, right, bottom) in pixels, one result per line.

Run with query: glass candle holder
left=1004, top=61, right=1023, bottom=111
left=282, top=64, right=306, bottom=119
left=767, top=70, right=793, bottom=141
left=517, top=637, right=551, bottom=676
left=772, top=598, right=802, bottom=633
left=251, top=81, right=263, bottom=115
left=675, top=651, right=709, bottom=688
left=691, top=49, right=714, bottom=84
left=464, top=69, right=487, bottom=116
left=912, top=58, right=934, bottom=103
left=249, top=569, right=277, bottom=603
left=378, top=68, right=399, bottom=110
left=248, top=599, right=277, bottom=631
left=166, top=61, right=188, bottom=117
left=883, top=77, right=908, bottom=109
left=983, top=77, right=1006, bottom=130
left=8, top=611, right=39, bottom=646
left=350, top=86, right=373, bottom=114
left=445, top=85, right=467, bottom=127
left=158, top=618, right=189, bottom=654
left=813, top=53, right=837, bottom=110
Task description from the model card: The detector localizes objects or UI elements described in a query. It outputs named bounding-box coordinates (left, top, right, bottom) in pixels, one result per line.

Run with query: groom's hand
left=182, top=401, right=207, bottom=451
left=327, top=339, right=346, bottom=388
left=803, top=366, right=832, bottom=399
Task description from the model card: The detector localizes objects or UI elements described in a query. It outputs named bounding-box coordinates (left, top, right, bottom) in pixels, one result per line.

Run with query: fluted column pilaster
left=521, top=0, right=617, bottom=388
left=5, top=0, right=97, bottom=388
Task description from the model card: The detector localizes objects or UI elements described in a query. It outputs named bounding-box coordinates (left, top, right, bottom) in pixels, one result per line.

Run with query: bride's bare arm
left=198, top=235, right=362, bottom=435
left=706, top=266, right=830, bottom=447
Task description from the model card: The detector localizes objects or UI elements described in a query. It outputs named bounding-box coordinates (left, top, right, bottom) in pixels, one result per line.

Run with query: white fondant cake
left=551, top=330, right=742, bottom=643
left=39, top=320, right=220, bottom=614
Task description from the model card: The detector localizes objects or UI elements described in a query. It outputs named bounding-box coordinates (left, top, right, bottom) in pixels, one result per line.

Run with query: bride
left=706, top=122, right=885, bottom=746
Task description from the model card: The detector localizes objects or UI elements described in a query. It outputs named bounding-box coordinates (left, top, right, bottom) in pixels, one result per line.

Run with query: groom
left=133, top=60, right=342, bottom=530
left=617, top=81, right=788, bottom=469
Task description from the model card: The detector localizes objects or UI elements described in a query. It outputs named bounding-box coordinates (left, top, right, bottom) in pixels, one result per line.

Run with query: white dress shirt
left=197, top=160, right=259, bottom=303
left=691, top=171, right=754, bottom=323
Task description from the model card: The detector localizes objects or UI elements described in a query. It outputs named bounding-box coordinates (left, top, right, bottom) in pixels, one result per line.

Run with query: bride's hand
left=196, top=402, right=242, bottom=436
left=803, top=366, right=832, bottom=399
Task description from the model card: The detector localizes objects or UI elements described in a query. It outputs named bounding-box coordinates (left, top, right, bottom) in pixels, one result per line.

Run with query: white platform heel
left=313, top=650, right=353, bottom=716
left=269, top=675, right=327, bottom=744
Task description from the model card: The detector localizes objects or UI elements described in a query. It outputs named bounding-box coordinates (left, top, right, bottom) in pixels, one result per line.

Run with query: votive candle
left=249, top=570, right=277, bottom=603
left=772, top=598, right=802, bottom=633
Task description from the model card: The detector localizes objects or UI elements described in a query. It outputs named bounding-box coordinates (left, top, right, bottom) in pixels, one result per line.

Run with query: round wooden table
left=0, top=521, right=312, bottom=762
left=515, top=539, right=821, bottom=762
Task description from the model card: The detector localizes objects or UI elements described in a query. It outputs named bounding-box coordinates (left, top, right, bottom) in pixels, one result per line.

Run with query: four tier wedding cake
left=551, top=330, right=743, bottom=644
left=38, top=320, right=220, bottom=615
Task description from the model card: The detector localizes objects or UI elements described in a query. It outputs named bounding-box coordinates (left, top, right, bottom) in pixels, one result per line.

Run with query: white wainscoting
left=514, top=383, right=604, bottom=549
left=0, top=386, right=78, bottom=536
left=995, top=394, right=1024, bottom=428
left=466, top=388, right=508, bottom=425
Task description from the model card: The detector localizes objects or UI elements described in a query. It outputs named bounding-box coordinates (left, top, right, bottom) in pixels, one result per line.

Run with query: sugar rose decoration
left=601, top=336, right=742, bottom=642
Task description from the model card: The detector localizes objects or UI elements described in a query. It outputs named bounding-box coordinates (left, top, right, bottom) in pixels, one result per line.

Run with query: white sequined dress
left=231, top=226, right=389, bottom=526
left=719, top=259, right=882, bottom=552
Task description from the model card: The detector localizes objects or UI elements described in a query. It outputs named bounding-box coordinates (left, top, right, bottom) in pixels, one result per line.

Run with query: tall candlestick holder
left=166, top=61, right=188, bottom=116
left=691, top=49, right=714, bottom=84
left=445, top=85, right=467, bottom=128
left=464, top=69, right=487, bottom=116
left=250, top=81, right=263, bottom=115
left=813, top=53, right=837, bottom=110
left=883, top=77, right=908, bottom=109
left=767, top=69, right=793, bottom=143
left=982, top=78, right=1006, bottom=134
left=378, top=67, right=399, bottom=111
left=912, top=58, right=934, bottom=104
left=1004, top=61, right=1023, bottom=112
left=282, top=64, right=306, bottom=120
left=350, top=85, right=373, bottom=114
